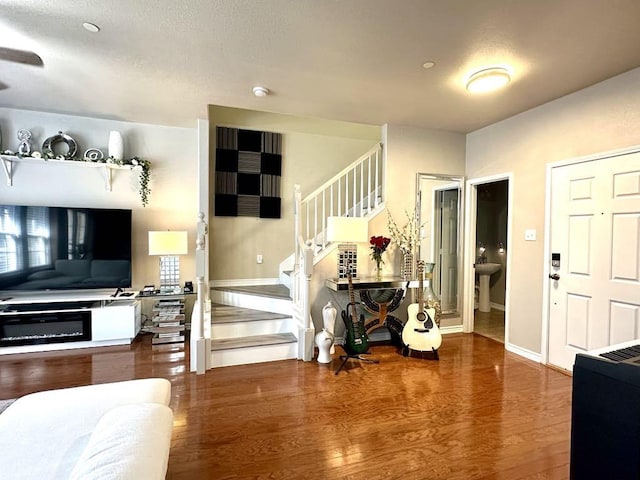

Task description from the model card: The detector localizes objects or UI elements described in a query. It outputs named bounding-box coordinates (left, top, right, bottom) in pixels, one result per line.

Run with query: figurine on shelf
left=17, top=129, right=32, bottom=156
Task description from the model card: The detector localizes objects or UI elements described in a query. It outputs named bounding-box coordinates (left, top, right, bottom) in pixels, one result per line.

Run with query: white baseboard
left=440, top=325, right=463, bottom=335
left=490, top=302, right=505, bottom=311
left=505, top=342, right=542, bottom=363
left=210, top=278, right=280, bottom=287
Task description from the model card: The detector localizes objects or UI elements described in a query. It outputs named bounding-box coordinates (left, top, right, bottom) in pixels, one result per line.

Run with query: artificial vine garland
left=106, top=156, right=152, bottom=207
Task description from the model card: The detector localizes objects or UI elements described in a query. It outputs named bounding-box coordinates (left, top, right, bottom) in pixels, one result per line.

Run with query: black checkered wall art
left=215, top=127, right=282, bottom=218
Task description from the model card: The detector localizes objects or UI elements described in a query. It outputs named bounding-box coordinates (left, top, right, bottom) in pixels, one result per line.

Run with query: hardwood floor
left=474, top=308, right=506, bottom=343
left=0, top=332, right=572, bottom=479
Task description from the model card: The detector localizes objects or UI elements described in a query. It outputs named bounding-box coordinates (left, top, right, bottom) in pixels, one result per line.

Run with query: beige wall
left=466, top=66, right=640, bottom=354
left=208, top=106, right=380, bottom=280
left=382, top=124, right=466, bottom=292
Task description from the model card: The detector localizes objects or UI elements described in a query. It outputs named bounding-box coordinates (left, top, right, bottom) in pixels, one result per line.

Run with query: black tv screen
left=0, top=205, right=132, bottom=292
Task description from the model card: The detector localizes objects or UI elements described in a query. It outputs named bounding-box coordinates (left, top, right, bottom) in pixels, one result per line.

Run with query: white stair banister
left=190, top=212, right=211, bottom=374
left=293, top=185, right=314, bottom=360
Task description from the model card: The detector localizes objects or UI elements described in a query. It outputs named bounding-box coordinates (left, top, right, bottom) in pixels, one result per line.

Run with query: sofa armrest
left=69, top=403, right=173, bottom=480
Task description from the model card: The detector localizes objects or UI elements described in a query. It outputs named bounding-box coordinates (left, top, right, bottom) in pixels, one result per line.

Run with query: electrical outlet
left=524, top=229, right=537, bottom=241
left=256, top=254, right=263, bottom=264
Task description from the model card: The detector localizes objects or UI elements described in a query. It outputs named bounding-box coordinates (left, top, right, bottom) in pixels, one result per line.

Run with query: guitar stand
left=402, top=345, right=439, bottom=361
left=334, top=351, right=379, bottom=375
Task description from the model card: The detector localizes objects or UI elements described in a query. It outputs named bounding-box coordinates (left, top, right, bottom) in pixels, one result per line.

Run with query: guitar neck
left=347, top=272, right=358, bottom=322
left=417, top=263, right=424, bottom=311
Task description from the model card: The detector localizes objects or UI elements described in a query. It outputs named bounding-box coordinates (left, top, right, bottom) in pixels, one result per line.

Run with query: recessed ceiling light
left=252, top=86, right=269, bottom=97
left=466, top=67, right=511, bottom=93
left=82, top=22, right=100, bottom=33
left=422, top=61, right=436, bottom=69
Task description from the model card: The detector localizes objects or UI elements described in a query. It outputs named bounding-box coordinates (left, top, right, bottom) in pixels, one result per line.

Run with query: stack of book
left=151, top=298, right=185, bottom=344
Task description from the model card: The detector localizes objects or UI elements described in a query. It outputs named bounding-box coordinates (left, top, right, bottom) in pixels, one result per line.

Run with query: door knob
left=549, top=273, right=560, bottom=281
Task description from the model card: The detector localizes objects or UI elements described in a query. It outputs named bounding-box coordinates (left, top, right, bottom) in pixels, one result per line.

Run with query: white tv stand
left=0, top=290, right=141, bottom=355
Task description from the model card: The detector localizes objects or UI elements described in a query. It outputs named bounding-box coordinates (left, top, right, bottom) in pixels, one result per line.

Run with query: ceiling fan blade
left=0, top=47, right=43, bottom=67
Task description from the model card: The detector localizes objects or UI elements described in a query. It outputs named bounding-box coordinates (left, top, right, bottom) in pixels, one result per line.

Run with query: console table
left=325, top=276, right=411, bottom=341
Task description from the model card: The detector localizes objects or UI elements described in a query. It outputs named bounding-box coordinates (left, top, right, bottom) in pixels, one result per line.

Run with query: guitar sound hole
left=417, top=312, right=426, bottom=322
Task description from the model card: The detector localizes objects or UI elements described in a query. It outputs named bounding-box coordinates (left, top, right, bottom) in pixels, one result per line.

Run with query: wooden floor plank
left=0, top=332, right=572, bottom=479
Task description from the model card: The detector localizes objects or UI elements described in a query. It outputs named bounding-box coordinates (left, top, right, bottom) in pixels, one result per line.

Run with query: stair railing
left=301, top=142, right=383, bottom=252
left=292, top=142, right=384, bottom=360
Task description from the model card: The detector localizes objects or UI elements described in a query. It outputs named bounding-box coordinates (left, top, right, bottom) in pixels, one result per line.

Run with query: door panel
left=548, top=151, right=640, bottom=371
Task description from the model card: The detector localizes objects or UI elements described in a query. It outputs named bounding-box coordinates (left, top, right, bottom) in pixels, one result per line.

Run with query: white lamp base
left=337, top=243, right=358, bottom=279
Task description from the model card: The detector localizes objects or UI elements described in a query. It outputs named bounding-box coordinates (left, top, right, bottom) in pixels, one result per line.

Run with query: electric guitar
left=341, top=267, right=369, bottom=355
left=402, top=261, right=442, bottom=352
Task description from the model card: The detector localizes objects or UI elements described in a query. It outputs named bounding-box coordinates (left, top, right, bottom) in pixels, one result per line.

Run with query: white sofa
left=0, top=378, right=173, bottom=480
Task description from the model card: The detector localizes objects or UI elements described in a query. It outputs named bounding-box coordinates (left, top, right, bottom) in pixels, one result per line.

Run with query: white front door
left=548, top=151, right=640, bottom=371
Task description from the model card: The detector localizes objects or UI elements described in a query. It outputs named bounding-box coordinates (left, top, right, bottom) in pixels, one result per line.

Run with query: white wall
left=466, top=66, right=640, bottom=354
left=0, top=107, right=199, bottom=290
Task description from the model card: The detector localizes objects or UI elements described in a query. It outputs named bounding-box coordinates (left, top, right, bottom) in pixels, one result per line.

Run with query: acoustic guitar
left=341, top=268, right=369, bottom=355
left=402, top=261, right=442, bottom=352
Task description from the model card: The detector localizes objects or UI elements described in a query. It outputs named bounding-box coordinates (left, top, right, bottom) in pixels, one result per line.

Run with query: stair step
left=211, top=285, right=292, bottom=316
left=212, top=304, right=290, bottom=324
left=211, top=332, right=297, bottom=351
left=212, top=284, right=290, bottom=300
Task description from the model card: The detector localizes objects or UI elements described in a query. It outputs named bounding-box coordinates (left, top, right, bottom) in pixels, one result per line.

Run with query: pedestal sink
left=475, top=263, right=501, bottom=313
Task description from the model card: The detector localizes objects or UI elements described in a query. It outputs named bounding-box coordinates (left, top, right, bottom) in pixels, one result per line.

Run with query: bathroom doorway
left=463, top=174, right=512, bottom=345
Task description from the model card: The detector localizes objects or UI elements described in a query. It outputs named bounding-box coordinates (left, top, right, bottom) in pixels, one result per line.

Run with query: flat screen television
left=0, top=204, right=132, bottom=292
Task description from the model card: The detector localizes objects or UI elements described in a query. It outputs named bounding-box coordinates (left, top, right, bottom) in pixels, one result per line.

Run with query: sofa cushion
left=69, top=403, right=173, bottom=480
left=0, top=378, right=171, bottom=480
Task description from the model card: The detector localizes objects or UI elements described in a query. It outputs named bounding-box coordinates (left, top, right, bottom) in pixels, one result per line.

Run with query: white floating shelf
left=0, top=154, right=133, bottom=191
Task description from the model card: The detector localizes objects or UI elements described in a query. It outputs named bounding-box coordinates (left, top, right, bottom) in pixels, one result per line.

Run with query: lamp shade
left=148, top=231, right=188, bottom=255
left=326, top=217, right=369, bottom=243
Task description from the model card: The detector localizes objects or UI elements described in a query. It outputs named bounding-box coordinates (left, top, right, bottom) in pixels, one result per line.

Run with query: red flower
left=370, top=235, right=391, bottom=263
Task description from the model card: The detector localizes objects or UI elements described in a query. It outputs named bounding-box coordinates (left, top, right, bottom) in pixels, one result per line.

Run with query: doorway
left=474, top=180, right=508, bottom=343
left=463, top=174, right=512, bottom=344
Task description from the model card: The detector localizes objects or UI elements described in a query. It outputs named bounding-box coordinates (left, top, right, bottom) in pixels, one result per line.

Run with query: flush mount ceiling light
left=466, top=67, right=511, bottom=93
left=82, top=22, right=100, bottom=33
left=252, top=86, right=269, bottom=97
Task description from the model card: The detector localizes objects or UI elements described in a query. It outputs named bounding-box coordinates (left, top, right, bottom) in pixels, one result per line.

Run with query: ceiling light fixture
left=252, top=86, right=269, bottom=97
left=466, top=67, right=511, bottom=93
left=82, top=22, right=100, bottom=33
left=422, top=61, right=436, bottom=69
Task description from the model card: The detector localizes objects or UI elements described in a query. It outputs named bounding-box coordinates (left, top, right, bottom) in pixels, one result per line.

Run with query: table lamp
left=148, top=230, right=188, bottom=293
left=326, top=216, right=368, bottom=279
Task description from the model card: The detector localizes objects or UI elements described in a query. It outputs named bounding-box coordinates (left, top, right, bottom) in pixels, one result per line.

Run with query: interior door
left=548, top=151, right=640, bottom=371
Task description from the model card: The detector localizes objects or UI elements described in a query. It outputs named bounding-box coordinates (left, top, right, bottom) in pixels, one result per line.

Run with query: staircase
left=208, top=143, right=385, bottom=368
left=210, top=286, right=297, bottom=367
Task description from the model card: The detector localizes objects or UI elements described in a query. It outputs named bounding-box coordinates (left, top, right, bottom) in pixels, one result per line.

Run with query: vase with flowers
left=387, top=208, right=423, bottom=280
left=369, top=235, right=391, bottom=280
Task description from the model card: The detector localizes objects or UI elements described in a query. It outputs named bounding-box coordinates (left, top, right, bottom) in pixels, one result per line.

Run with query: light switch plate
left=525, top=229, right=537, bottom=241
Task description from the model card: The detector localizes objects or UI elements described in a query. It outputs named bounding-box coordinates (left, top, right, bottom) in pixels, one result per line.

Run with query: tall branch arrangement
left=387, top=208, right=423, bottom=254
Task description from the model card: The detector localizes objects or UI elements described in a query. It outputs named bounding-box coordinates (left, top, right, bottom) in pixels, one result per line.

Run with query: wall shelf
left=0, top=154, right=132, bottom=191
